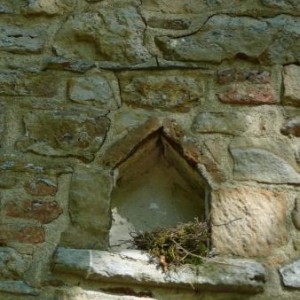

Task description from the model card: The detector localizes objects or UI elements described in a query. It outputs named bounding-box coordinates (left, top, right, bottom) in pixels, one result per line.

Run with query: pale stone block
left=211, top=187, right=288, bottom=257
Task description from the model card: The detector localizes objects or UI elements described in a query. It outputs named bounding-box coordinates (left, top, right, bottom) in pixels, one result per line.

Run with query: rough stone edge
left=52, top=248, right=266, bottom=294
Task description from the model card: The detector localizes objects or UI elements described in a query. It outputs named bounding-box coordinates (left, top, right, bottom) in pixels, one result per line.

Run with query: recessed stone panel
left=211, top=187, right=288, bottom=257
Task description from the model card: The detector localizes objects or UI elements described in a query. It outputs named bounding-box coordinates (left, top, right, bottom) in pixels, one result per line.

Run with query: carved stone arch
left=59, top=118, right=225, bottom=250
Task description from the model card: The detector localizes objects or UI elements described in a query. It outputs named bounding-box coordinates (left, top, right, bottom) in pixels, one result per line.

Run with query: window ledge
left=53, top=248, right=266, bottom=293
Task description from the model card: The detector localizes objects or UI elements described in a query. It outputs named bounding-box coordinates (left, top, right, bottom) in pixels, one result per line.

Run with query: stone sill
left=53, top=248, right=266, bottom=294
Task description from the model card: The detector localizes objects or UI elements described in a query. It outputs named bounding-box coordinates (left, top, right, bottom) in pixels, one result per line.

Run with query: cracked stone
left=280, top=259, right=300, bottom=288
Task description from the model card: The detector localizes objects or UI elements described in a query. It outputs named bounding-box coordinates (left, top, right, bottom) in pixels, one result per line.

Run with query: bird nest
left=132, top=219, right=209, bottom=271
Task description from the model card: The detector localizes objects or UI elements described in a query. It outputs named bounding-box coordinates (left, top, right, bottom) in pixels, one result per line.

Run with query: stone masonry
left=1, top=0, right=300, bottom=299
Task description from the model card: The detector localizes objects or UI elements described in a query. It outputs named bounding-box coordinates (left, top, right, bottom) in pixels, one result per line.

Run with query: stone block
left=22, top=0, right=75, bottom=15
left=230, top=138, right=300, bottom=184
left=281, top=117, right=300, bottom=136
left=68, top=73, right=120, bottom=109
left=0, top=103, right=5, bottom=145
left=119, top=71, right=205, bottom=111
left=156, top=15, right=300, bottom=65
left=15, top=110, right=110, bottom=162
left=5, top=200, right=63, bottom=224
left=0, top=23, right=47, bottom=54
left=0, top=71, right=58, bottom=97
left=0, top=281, right=38, bottom=296
left=192, top=112, right=250, bottom=135
left=53, top=247, right=266, bottom=293
left=0, top=171, right=17, bottom=189
left=283, top=65, right=300, bottom=106
left=280, top=259, right=300, bottom=288
left=0, top=224, right=44, bottom=243
left=24, top=178, right=57, bottom=196
left=211, top=187, right=288, bottom=257
left=0, top=247, right=31, bottom=279
left=60, top=167, right=113, bottom=249
left=218, top=83, right=275, bottom=105
left=54, top=6, right=150, bottom=64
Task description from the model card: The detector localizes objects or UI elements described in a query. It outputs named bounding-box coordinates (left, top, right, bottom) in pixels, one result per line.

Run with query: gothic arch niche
left=106, top=118, right=212, bottom=251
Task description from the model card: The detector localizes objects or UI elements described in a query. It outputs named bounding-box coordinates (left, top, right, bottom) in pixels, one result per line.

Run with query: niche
left=109, top=125, right=210, bottom=251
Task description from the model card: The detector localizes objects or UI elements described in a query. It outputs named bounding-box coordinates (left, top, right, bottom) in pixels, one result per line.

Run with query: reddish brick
left=24, top=179, right=57, bottom=196
left=218, top=84, right=275, bottom=105
left=6, top=200, right=63, bottom=224
left=0, top=224, right=44, bottom=243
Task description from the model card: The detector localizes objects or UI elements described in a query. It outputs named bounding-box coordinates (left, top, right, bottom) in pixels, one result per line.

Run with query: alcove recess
left=108, top=119, right=211, bottom=251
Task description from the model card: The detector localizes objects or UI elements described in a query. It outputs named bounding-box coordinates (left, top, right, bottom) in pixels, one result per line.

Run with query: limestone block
left=54, top=7, right=151, bottom=64
left=0, top=224, right=44, bottom=243
left=283, top=65, right=300, bottom=106
left=262, top=0, right=300, bottom=10
left=60, top=167, right=113, bottom=249
left=192, top=112, right=251, bottom=135
left=0, top=23, right=47, bottom=54
left=279, top=259, right=300, bottom=288
left=53, top=248, right=266, bottom=293
left=0, top=71, right=58, bottom=97
left=211, top=187, right=288, bottom=257
left=5, top=200, right=63, bottom=224
left=119, top=71, right=205, bottom=110
left=230, top=138, right=300, bottom=184
left=0, top=247, right=31, bottom=279
left=156, top=15, right=300, bottom=65
left=68, top=73, right=120, bottom=109
left=22, top=0, right=75, bottom=15
left=15, top=110, right=110, bottom=162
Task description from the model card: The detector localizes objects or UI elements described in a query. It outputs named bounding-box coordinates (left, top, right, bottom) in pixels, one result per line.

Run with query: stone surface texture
left=1, top=0, right=300, bottom=299
left=211, top=187, right=288, bottom=257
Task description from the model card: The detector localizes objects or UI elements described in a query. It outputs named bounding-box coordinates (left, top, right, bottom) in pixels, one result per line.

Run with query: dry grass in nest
left=132, top=219, right=209, bottom=271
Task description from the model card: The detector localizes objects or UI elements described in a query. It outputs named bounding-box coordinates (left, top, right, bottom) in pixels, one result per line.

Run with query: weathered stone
left=0, top=103, right=5, bottom=145
left=0, top=71, right=58, bottom=97
left=60, top=167, right=113, bottom=249
left=0, top=247, right=31, bottom=279
left=68, top=73, right=120, bottom=109
left=230, top=138, right=300, bottom=183
left=283, top=65, right=300, bottom=106
left=0, top=23, right=48, bottom=54
left=217, top=68, right=270, bottom=84
left=5, top=200, right=63, bottom=224
left=0, top=224, right=44, bottom=243
left=119, top=71, right=205, bottom=111
left=211, top=187, right=288, bottom=257
left=192, top=112, right=250, bottom=135
left=24, top=178, right=57, bottom=196
left=281, top=117, right=300, bottom=136
left=0, top=281, right=38, bottom=296
left=218, top=83, right=275, bottom=105
left=156, top=15, right=300, bottom=65
left=15, top=110, right=110, bottom=162
left=146, top=16, right=191, bottom=30
left=54, top=6, right=151, bottom=64
left=22, top=0, right=75, bottom=15
left=231, top=148, right=300, bottom=184
left=0, top=171, right=17, bottom=189
left=262, top=0, right=300, bottom=10
left=44, top=57, right=95, bottom=73
left=53, top=248, right=266, bottom=293
left=279, top=259, right=300, bottom=288
left=292, top=198, right=300, bottom=230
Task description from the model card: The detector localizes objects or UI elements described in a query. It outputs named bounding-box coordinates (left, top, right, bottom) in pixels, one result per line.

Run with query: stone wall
left=1, top=0, right=300, bottom=299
